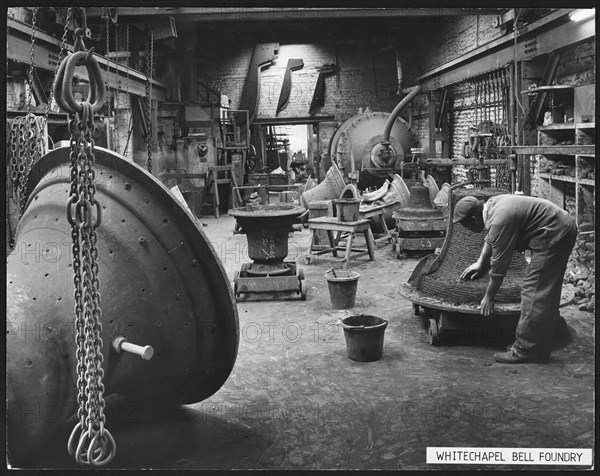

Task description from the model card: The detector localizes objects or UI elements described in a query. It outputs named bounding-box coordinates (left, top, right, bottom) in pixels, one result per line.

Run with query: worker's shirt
left=482, top=194, right=574, bottom=279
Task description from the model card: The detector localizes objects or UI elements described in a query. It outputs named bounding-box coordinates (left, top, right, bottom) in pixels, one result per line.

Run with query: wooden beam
left=7, top=18, right=166, bottom=100
left=86, top=8, right=501, bottom=22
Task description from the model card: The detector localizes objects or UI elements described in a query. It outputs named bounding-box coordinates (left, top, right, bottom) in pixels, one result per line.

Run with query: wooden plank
left=424, top=158, right=508, bottom=166
left=500, top=145, right=595, bottom=155
left=522, top=85, right=574, bottom=93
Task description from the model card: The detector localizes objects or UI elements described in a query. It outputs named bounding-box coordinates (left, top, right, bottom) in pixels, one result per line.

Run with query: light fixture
left=569, top=9, right=595, bottom=22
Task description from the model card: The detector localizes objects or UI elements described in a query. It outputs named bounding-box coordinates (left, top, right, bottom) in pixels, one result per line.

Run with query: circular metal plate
left=9, top=146, right=239, bottom=417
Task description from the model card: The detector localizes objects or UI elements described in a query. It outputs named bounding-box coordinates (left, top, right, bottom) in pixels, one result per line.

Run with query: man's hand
left=461, top=261, right=485, bottom=280
left=480, top=295, right=495, bottom=316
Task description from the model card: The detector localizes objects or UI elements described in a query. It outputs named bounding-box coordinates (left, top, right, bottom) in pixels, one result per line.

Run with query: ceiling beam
left=416, top=9, right=594, bottom=91
left=86, top=7, right=500, bottom=23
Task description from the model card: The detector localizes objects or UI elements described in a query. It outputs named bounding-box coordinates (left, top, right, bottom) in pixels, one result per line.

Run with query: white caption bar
left=426, top=447, right=593, bottom=465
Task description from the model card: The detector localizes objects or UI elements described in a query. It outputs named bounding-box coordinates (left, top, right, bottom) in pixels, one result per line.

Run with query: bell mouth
left=245, top=262, right=293, bottom=276
left=395, top=208, right=445, bottom=220
left=229, top=203, right=305, bottom=218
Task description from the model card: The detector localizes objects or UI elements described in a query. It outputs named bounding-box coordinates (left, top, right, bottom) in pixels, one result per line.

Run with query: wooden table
left=306, top=217, right=375, bottom=269
left=359, top=204, right=393, bottom=247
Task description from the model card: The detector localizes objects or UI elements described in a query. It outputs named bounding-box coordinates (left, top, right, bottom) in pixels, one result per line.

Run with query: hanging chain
left=145, top=26, right=154, bottom=173
left=52, top=17, right=115, bottom=465
left=26, top=7, right=38, bottom=112
left=113, top=21, right=120, bottom=153
left=104, top=11, right=113, bottom=151
left=11, top=7, right=44, bottom=216
left=45, top=8, right=73, bottom=129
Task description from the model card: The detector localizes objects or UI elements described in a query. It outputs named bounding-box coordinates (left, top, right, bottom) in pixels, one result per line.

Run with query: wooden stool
left=306, top=217, right=375, bottom=269
left=359, top=205, right=393, bottom=247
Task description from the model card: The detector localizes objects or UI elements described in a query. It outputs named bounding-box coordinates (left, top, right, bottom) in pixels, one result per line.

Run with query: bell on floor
left=6, top=147, right=239, bottom=463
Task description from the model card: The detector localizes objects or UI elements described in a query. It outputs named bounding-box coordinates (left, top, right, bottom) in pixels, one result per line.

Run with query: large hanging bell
left=6, top=147, right=239, bottom=459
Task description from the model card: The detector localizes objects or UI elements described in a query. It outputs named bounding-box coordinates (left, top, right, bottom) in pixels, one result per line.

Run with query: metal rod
left=112, top=336, right=154, bottom=360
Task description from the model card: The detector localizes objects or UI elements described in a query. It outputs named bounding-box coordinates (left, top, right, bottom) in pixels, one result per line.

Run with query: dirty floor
left=14, top=214, right=595, bottom=470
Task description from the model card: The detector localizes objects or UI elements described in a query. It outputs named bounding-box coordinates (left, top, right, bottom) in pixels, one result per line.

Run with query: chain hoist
left=53, top=15, right=114, bottom=465
left=145, top=25, right=154, bottom=173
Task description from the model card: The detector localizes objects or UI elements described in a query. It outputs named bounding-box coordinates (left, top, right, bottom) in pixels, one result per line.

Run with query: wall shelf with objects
left=535, top=84, right=595, bottom=227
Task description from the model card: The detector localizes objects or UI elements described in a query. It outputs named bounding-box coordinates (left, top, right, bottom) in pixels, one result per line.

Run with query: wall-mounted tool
left=276, top=58, right=304, bottom=115
left=309, top=63, right=338, bottom=114
left=238, top=43, right=280, bottom=129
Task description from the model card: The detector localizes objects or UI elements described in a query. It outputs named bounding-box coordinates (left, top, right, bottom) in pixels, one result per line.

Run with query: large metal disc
left=329, top=111, right=417, bottom=178
left=6, top=147, right=239, bottom=455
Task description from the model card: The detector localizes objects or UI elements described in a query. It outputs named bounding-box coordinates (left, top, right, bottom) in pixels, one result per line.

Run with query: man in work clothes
left=452, top=194, right=577, bottom=364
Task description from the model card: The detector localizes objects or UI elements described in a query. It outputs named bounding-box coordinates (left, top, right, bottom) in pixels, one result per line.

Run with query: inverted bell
left=408, top=187, right=528, bottom=304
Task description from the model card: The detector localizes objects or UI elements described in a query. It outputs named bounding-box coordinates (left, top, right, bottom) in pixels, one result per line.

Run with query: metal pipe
left=382, top=85, right=421, bottom=143
left=508, top=61, right=516, bottom=146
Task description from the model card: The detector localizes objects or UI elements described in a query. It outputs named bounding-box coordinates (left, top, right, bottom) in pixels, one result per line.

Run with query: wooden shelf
left=539, top=173, right=576, bottom=183
left=522, top=85, right=574, bottom=94
left=539, top=173, right=595, bottom=186
left=537, top=122, right=595, bottom=131
left=577, top=122, right=596, bottom=129
left=500, top=145, right=596, bottom=155
left=424, top=158, right=508, bottom=166
left=538, top=123, right=576, bottom=131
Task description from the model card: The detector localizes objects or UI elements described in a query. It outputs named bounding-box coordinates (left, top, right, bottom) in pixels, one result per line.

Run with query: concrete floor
left=17, top=214, right=595, bottom=470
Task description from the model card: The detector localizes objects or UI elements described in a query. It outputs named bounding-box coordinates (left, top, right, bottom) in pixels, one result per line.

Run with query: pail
left=334, top=198, right=360, bottom=222
left=340, top=315, right=388, bottom=362
left=325, top=269, right=360, bottom=309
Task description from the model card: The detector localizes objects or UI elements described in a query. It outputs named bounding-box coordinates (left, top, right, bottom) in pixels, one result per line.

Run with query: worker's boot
left=495, top=347, right=549, bottom=364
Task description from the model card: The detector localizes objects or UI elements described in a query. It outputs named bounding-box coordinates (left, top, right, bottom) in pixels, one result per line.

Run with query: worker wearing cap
left=453, top=194, right=577, bottom=364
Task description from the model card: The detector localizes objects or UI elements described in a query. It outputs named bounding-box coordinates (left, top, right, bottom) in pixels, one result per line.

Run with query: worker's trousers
left=513, top=220, right=578, bottom=357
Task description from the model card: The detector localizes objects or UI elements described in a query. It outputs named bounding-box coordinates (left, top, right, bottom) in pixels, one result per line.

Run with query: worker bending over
left=452, top=194, right=577, bottom=364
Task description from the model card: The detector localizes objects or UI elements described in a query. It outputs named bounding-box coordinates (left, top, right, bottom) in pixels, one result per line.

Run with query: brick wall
left=197, top=42, right=399, bottom=122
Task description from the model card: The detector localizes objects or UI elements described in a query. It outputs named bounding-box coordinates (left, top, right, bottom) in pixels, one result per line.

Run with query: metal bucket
left=334, top=198, right=360, bottom=222
left=325, top=269, right=360, bottom=309
left=340, top=315, right=388, bottom=362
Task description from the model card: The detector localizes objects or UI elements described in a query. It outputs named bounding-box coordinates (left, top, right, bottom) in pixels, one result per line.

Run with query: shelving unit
left=533, top=84, right=595, bottom=227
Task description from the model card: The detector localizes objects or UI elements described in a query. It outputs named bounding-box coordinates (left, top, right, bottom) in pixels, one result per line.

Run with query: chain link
left=113, top=22, right=120, bottom=154
left=145, top=26, right=154, bottom=173
left=55, top=26, right=115, bottom=466
left=45, top=8, right=73, bottom=129
left=9, top=114, right=45, bottom=216
left=26, top=7, right=38, bottom=113
left=105, top=12, right=112, bottom=150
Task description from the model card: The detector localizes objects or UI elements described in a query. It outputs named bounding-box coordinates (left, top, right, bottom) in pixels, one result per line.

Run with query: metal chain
left=113, top=22, right=120, bottom=153
left=26, top=7, right=38, bottom=112
left=56, top=29, right=115, bottom=466
left=45, top=8, right=73, bottom=128
left=9, top=119, right=21, bottom=191
left=145, top=26, right=154, bottom=173
left=11, top=114, right=45, bottom=216
left=105, top=12, right=113, bottom=150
